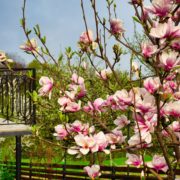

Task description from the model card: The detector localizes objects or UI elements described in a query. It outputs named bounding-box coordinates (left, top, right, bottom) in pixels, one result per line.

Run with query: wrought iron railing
left=0, top=68, right=36, bottom=125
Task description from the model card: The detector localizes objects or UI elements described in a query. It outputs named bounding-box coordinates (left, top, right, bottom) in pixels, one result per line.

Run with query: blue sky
left=0, top=0, right=137, bottom=69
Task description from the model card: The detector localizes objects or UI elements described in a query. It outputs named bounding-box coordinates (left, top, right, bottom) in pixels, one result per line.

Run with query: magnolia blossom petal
left=84, top=165, right=101, bottom=179
left=0, top=51, right=13, bottom=63
left=147, top=155, right=168, bottom=172
left=126, top=153, right=143, bottom=167
left=150, top=19, right=180, bottom=39
left=110, top=18, right=125, bottom=35
left=159, top=51, right=180, bottom=71
left=67, top=146, right=79, bottom=155
left=141, top=41, right=157, bottom=58
left=38, top=76, right=53, bottom=99
left=145, top=0, right=173, bottom=17
left=71, top=73, right=84, bottom=85
left=20, top=38, right=38, bottom=53
left=144, top=77, right=161, bottom=94
left=114, top=115, right=130, bottom=128
left=79, top=30, right=93, bottom=44
left=80, top=148, right=89, bottom=155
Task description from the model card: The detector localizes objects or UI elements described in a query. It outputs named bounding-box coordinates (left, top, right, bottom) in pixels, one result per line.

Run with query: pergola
left=0, top=68, right=36, bottom=179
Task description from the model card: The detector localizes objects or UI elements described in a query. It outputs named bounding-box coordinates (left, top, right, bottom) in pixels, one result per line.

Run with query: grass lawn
left=20, top=155, right=152, bottom=166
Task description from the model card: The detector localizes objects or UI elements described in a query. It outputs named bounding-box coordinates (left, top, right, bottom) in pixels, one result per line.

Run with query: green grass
left=20, top=155, right=152, bottom=166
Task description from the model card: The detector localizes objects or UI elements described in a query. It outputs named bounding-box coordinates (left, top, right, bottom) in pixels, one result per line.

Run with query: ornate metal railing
left=0, top=68, right=36, bottom=125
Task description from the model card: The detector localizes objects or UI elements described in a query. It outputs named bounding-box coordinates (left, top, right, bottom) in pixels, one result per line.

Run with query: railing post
left=111, top=166, right=116, bottom=180
left=62, top=149, right=67, bottom=180
left=5, top=75, right=9, bottom=122
left=16, top=136, right=21, bottom=180
left=127, top=110, right=131, bottom=177
left=29, top=162, right=32, bottom=179
left=32, top=68, right=36, bottom=125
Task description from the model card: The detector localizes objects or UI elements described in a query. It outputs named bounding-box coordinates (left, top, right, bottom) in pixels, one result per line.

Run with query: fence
left=0, top=161, right=179, bottom=180
left=0, top=68, right=36, bottom=125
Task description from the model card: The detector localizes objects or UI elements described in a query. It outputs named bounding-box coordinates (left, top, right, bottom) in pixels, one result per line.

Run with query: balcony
left=0, top=68, right=36, bottom=179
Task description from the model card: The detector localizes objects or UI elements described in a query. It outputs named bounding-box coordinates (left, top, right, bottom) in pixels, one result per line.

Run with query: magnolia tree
left=18, top=0, right=180, bottom=179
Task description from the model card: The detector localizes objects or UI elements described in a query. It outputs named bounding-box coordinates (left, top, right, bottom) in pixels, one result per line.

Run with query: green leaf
left=65, top=115, right=69, bottom=122
left=33, top=27, right=38, bottom=35
left=132, top=16, right=142, bottom=24
left=41, top=36, right=46, bottom=44
left=27, top=71, right=33, bottom=78
left=59, top=111, right=63, bottom=121
left=27, top=30, right=32, bottom=36
left=20, top=18, right=24, bottom=26
left=32, top=91, right=38, bottom=102
left=58, top=53, right=63, bottom=62
left=34, top=24, right=40, bottom=36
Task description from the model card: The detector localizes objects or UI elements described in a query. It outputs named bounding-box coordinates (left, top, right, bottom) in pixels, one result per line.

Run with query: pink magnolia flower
left=163, top=80, right=177, bottom=94
left=132, top=62, right=140, bottom=78
left=70, top=120, right=84, bottom=133
left=69, top=120, right=94, bottom=135
left=174, top=90, right=180, bottom=100
left=159, top=51, right=180, bottom=71
left=145, top=0, right=173, bottom=17
left=144, top=77, right=161, bottom=94
left=150, top=19, right=180, bottom=39
left=170, top=121, right=180, bottom=132
left=147, top=155, right=168, bottom=172
left=84, top=165, right=101, bottom=179
left=69, top=84, right=86, bottom=99
left=134, top=113, right=155, bottom=135
left=96, top=69, right=112, bottom=80
left=58, top=91, right=81, bottom=113
left=71, top=73, right=84, bottom=85
left=114, top=115, right=130, bottom=129
left=172, top=8, right=180, bottom=22
left=164, top=101, right=180, bottom=118
left=63, top=101, right=81, bottom=113
left=170, top=121, right=180, bottom=139
left=126, top=153, right=143, bottom=168
left=166, top=81, right=177, bottom=90
left=83, top=98, right=105, bottom=114
left=104, top=95, right=120, bottom=110
left=144, top=112, right=157, bottom=127
left=53, top=124, right=68, bottom=140
left=0, top=51, right=6, bottom=61
left=141, top=41, right=157, bottom=58
left=106, top=128, right=125, bottom=149
left=20, top=38, right=38, bottom=53
left=82, top=124, right=95, bottom=135
left=128, top=131, right=152, bottom=146
left=110, top=18, right=125, bottom=35
left=170, top=39, right=180, bottom=51
left=74, top=134, right=96, bottom=155
left=112, top=128, right=126, bottom=142
left=113, top=89, right=132, bottom=108
left=79, top=30, right=93, bottom=44
left=38, top=76, right=53, bottom=99
left=165, top=72, right=177, bottom=81
left=134, top=90, right=156, bottom=113
left=92, top=131, right=109, bottom=154
left=58, top=96, right=72, bottom=107
left=0, top=51, right=13, bottom=63
left=93, top=98, right=105, bottom=111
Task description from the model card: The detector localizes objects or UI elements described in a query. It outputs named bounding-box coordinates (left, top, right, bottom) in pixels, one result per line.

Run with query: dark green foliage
left=0, top=166, right=15, bottom=180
